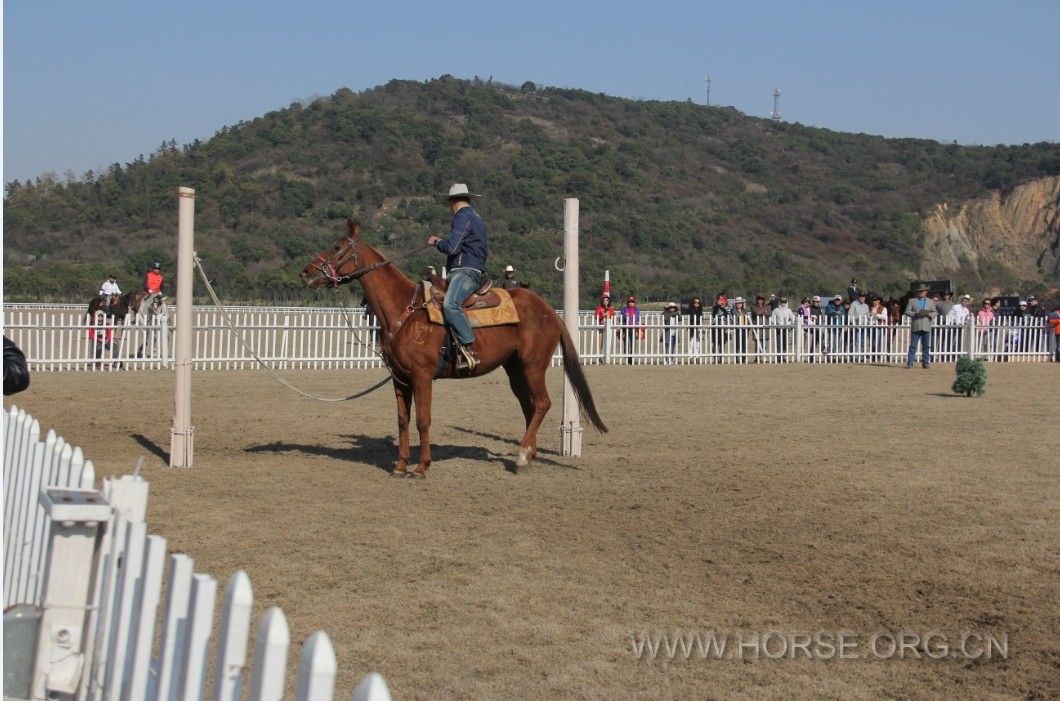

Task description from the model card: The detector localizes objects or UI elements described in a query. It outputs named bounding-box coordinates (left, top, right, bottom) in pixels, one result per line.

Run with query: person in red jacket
left=87, top=311, right=113, bottom=359
left=594, top=294, right=615, bottom=325
left=143, top=262, right=164, bottom=294
left=1048, top=302, right=1060, bottom=362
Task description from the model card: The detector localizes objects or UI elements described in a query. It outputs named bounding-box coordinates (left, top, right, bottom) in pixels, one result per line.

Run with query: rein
left=311, top=237, right=427, bottom=288
left=193, top=255, right=393, bottom=402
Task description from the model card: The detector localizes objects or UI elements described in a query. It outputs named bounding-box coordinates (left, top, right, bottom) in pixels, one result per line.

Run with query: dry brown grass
left=9, top=363, right=1058, bottom=699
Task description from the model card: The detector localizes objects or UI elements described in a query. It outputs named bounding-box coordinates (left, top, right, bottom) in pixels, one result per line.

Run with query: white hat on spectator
left=961, top=294, right=971, bottom=300
left=812, top=295, right=821, bottom=302
left=734, top=296, right=745, bottom=304
left=666, top=301, right=678, bottom=309
left=504, top=265, right=514, bottom=272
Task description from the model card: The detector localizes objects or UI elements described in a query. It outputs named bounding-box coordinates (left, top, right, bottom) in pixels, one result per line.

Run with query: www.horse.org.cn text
left=629, top=629, right=1009, bottom=661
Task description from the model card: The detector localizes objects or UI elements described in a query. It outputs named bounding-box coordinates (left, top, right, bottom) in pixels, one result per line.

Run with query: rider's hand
left=426, top=236, right=441, bottom=247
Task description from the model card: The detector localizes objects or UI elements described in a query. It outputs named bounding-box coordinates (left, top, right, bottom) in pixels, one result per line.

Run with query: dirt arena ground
left=8, top=363, right=1058, bottom=699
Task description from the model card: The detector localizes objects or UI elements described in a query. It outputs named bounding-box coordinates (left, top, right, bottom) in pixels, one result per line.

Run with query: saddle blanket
left=424, top=285, right=520, bottom=328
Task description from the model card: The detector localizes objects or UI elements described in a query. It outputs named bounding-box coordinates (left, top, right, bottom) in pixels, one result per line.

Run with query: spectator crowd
left=592, top=279, right=1060, bottom=364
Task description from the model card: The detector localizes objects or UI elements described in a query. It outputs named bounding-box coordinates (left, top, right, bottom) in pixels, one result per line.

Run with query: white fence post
left=170, top=186, right=196, bottom=468
left=178, top=574, right=217, bottom=701
left=559, top=198, right=583, bottom=457
left=123, top=534, right=167, bottom=701
left=31, top=488, right=110, bottom=701
left=249, top=607, right=290, bottom=701
left=155, top=554, right=194, bottom=701
left=352, top=673, right=392, bottom=701
left=213, top=571, right=254, bottom=701
left=295, top=632, right=337, bottom=701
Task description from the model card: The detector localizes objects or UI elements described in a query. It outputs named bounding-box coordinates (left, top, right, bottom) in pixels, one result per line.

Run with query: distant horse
left=87, top=290, right=155, bottom=321
left=89, top=291, right=133, bottom=320
left=300, top=218, right=607, bottom=477
left=133, top=292, right=167, bottom=358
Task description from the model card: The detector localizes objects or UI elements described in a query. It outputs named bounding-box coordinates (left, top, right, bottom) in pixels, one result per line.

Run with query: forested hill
left=5, top=76, right=1059, bottom=305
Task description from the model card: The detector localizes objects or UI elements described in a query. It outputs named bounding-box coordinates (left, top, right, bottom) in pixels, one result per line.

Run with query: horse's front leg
left=411, top=374, right=434, bottom=478
left=392, top=380, right=412, bottom=476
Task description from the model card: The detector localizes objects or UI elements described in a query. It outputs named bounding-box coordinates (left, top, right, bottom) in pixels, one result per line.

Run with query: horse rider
left=426, top=183, right=488, bottom=371
left=99, top=274, right=121, bottom=312
left=143, top=261, right=164, bottom=296
left=500, top=265, right=520, bottom=290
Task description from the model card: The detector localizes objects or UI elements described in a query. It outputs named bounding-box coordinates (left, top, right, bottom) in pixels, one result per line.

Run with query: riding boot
left=456, top=342, right=479, bottom=371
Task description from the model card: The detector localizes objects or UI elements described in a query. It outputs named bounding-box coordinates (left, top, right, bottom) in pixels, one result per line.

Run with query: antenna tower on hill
left=771, top=87, right=782, bottom=120
left=704, top=75, right=712, bottom=106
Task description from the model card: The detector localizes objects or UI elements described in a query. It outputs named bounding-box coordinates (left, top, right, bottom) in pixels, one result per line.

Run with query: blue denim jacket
left=435, top=206, right=488, bottom=272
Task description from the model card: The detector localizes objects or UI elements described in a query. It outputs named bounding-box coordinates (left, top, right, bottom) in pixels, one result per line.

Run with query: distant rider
left=99, top=274, right=122, bottom=312
left=143, top=262, right=164, bottom=295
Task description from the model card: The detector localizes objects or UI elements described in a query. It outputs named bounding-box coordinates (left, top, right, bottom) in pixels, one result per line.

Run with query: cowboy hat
left=444, top=183, right=480, bottom=199
left=504, top=265, right=514, bottom=272
left=665, top=301, right=678, bottom=309
left=916, top=283, right=930, bottom=292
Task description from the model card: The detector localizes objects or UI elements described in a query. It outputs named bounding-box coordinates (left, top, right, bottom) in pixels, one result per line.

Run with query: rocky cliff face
left=921, top=176, right=1060, bottom=290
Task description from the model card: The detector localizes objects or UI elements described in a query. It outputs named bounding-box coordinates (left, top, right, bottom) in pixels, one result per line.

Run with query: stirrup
left=456, top=344, right=479, bottom=371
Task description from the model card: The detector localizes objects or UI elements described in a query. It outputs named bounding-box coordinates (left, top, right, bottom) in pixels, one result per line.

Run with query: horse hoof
left=410, top=469, right=428, bottom=479
left=391, top=468, right=408, bottom=478
left=516, top=447, right=531, bottom=468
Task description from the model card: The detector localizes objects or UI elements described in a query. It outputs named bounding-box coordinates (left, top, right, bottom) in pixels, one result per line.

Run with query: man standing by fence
left=904, top=284, right=936, bottom=369
left=769, top=297, right=795, bottom=362
left=848, top=291, right=870, bottom=360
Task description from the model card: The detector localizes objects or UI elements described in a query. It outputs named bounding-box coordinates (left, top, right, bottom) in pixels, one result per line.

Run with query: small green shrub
left=952, top=357, right=987, bottom=397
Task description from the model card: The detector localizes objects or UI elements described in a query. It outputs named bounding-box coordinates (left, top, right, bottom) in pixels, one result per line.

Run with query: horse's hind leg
left=512, top=361, right=551, bottom=468
left=503, top=357, right=534, bottom=428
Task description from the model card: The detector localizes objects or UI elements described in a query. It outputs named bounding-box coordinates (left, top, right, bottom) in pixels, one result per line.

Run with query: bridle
left=308, top=235, right=395, bottom=288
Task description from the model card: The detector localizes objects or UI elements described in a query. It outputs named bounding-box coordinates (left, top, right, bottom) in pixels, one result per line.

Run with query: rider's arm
left=434, top=209, right=471, bottom=255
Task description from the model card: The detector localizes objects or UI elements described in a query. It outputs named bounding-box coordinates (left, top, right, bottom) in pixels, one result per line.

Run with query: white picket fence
left=3, top=305, right=1054, bottom=371
left=2, top=405, right=391, bottom=701
left=4, top=407, right=96, bottom=608
left=590, top=314, right=1054, bottom=365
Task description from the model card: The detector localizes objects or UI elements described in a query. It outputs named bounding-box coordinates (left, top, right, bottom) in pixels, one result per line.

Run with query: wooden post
left=31, top=488, right=110, bottom=701
left=560, top=199, right=583, bottom=457
left=170, top=187, right=195, bottom=467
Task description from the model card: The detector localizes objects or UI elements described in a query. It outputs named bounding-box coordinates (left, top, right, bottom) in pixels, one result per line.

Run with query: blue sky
left=3, top=0, right=1058, bottom=184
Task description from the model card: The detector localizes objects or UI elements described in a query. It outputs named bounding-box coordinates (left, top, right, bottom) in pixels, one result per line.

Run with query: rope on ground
left=192, top=256, right=392, bottom=402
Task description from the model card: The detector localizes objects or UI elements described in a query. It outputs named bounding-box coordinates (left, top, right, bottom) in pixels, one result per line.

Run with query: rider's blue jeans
left=443, top=268, right=483, bottom=345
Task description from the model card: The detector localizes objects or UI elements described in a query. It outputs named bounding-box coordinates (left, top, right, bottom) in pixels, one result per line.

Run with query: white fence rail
left=2, top=405, right=391, bottom=701
left=4, top=306, right=1054, bottom=371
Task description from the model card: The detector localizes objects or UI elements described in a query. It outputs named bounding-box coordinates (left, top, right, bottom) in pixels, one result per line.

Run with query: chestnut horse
left=300, top=219, right=607, bottom=477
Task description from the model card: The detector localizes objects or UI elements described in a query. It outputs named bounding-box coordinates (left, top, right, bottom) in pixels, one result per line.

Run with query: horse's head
left=300, top=218, right=363, bottom=289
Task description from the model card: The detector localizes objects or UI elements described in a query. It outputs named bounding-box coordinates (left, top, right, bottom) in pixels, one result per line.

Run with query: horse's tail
left=555, top=315, right=608, bottom=433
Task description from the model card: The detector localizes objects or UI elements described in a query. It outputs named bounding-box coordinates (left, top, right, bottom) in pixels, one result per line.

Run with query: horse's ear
left=346, top=217, right=360, bottom=237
